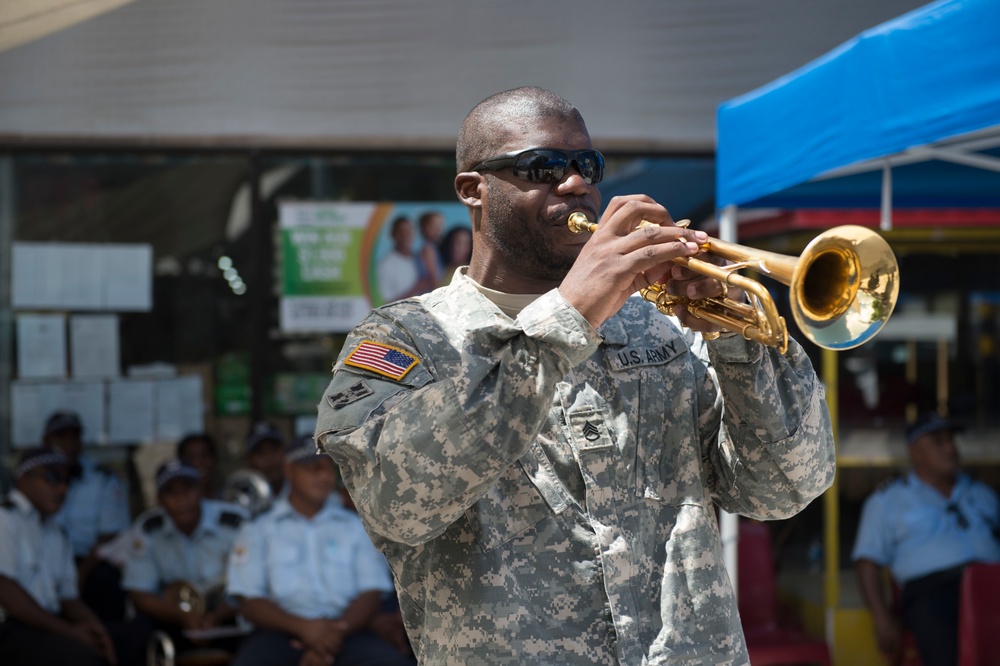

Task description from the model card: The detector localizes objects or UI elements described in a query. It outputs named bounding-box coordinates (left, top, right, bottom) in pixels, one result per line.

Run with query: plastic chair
left=957, top=562, right=1000, bottom=666
left=737, top=519, right=832, bottom=666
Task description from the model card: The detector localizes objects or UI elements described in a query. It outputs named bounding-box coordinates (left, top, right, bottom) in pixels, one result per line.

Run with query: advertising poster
left=279, top=201, right=472, bottom=333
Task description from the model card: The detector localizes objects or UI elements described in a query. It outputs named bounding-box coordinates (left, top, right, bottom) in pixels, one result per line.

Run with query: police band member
left=226, top=435, right=413, bottom=666
left=314, top=86, right=835, bottom=665
left=245, top=421, right=288, bottom=499
left=0, top=448, right=116, bottom=666
left=44, top=411, right=131, bottom=621
left=123, top=459, right=247, bottom=636
left=853, top=413, right=1000, bottom=666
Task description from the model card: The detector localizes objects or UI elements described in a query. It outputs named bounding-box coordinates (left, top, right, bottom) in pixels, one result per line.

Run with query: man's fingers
left=596, top=196, right=674, bottom=236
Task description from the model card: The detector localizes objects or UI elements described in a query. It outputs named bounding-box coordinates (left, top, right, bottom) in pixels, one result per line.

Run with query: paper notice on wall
left=12, top=243, right=102, bottom=310
left=108, top=379, right=155, bottom=444
left=102, top=245, right=152, bottom=310
left=16, top=314, right=67, bottom=379
left=70, top=315, right=120, bottom=378
left=156, top=376, right=204, bottom=441
left=11, top=242, right=152, bottom=311
left=10, top=380, right=106, bottom=447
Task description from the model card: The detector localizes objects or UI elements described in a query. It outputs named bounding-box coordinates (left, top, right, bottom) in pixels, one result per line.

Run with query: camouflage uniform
left=316, top=270, right=835, bottom=665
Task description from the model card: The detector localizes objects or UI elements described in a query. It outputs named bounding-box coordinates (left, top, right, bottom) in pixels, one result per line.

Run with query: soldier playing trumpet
left=314, top=86, right=836, bottom=664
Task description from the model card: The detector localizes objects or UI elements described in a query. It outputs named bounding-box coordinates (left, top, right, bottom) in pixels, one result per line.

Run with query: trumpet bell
left=791, top=225, right=899, bottom=350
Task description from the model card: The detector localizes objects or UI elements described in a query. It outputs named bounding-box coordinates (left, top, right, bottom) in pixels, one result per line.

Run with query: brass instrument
left=168, top=580, right=206, bottom=615
left=223, top=469, right=274, bottom=517
left=567, top=212, right=899, bottom=353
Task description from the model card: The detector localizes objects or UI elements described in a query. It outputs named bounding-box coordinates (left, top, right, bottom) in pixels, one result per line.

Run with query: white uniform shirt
left=0, top=490, right=78, bottom=614
left=227, top=497, right=393, bottom=620
left=122, top=499, right=247, bottom=594
left=54, top=454, right=130, bottom=557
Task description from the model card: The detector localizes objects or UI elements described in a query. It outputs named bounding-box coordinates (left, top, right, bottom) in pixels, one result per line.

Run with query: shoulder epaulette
left=219, top=511, right=244, bottom=528
left=141, top=513, right=165, bottom=534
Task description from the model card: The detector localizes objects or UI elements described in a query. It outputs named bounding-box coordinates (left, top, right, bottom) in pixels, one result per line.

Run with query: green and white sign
left=279, top=201, right=470, bottom=333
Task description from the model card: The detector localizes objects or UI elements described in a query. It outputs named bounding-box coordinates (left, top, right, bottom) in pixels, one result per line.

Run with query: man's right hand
left=558, top=194, right=708, bottom=329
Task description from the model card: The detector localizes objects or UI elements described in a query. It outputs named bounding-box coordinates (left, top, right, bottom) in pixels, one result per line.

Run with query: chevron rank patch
left=344, top=340, right=419, bottom=381
left=327, top=380, right=374, bottom=410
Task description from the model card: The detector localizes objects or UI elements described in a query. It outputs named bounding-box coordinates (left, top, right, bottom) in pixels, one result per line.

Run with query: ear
left=455, top=172, right=485, bottom=210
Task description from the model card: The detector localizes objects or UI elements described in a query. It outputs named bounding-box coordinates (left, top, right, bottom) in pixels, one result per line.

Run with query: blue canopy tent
left=716, top=0, right=1000, bottom=224
left=714, top=0, right=1000, bottom=653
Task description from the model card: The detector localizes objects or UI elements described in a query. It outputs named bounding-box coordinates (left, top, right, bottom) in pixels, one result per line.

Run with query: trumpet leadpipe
left=567, top=212, right=693, bottom=235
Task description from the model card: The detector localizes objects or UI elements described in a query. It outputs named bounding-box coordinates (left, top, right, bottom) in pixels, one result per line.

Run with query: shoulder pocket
left=316, top=363, right=434, bottom=439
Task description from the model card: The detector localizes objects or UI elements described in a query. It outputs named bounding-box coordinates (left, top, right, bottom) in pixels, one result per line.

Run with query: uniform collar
left=7, top=489, right=37, bottom=517
left=70, top=453, right=96, bottom=480
left=454, top=268, right=542, bottom=319
left=907, top=470, right=970, bottom=501
left=162, top=499, right=215, bottom=538
left=451, top=266, right=629, bottom=346
left=273, top=495, right=348, bottom=522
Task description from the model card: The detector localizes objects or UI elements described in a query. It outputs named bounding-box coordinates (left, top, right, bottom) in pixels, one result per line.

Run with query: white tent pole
left=880, top=159, right=893, bottom=232
left=717, top=203, right=740, bottom=594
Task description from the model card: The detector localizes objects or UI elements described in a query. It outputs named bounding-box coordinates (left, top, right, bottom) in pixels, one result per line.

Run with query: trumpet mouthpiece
left=567, top=212, right=597, bottom=234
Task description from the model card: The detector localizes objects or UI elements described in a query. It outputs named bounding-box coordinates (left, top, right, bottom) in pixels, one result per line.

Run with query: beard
left=484, top=179, right=582, bottom=283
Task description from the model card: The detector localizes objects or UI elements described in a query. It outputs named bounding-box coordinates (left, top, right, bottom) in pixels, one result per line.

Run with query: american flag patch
left=344, top=340, right=419, bottom=381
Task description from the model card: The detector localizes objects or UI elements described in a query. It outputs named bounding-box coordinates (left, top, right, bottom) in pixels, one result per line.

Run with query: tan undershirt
left=464, top=273, right=544, bottom=318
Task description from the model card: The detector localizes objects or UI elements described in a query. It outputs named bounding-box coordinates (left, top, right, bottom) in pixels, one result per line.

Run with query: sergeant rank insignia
left=327, top=380, right=374, bottom=409
left=344, top=340, right=419, bottom=381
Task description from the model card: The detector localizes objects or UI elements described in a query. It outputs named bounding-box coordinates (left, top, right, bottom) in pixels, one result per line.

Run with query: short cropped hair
left=456, top=86, right=584, bottom=173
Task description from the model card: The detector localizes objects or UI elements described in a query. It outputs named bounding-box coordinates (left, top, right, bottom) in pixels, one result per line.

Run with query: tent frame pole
left=718, top=203, right=740, bottom=594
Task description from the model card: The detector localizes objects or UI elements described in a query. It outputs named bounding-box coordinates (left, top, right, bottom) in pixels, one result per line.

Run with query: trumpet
left=567, top=212, right=899, bottom=354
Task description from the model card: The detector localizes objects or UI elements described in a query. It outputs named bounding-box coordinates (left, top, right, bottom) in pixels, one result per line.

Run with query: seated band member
left=245, top=421, right=287, bottom=499
left=44, top=411, right=131, bottom=622
left=0, top=448, right=117, bottom=666
left=177, top=433, right=222, bottom=500
left=227, top=435, right=413, bottom=666
left=123, top=459, right=247, bottom=638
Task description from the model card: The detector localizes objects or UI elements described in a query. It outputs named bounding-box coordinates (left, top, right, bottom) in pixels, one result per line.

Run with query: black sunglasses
left=472, top=148, right=605, bottom=185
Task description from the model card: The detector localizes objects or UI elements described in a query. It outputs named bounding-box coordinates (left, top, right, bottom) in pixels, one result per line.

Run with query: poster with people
left=279, top=201, right=472, bottom=332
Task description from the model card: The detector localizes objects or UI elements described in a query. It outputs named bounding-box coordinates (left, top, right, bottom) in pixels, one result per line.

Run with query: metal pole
left=880, top=160, right=893, bottom=232
left=247, top=153, right=268, bottom=422
left=0, top=158, right=13, bottom=460
left=822, top=348, right=840, bottom=658
left=717, top=203, right=740, bottom=592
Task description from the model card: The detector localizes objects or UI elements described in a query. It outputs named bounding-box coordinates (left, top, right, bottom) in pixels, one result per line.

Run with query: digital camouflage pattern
left=316, top=270, right=835, bottom=665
